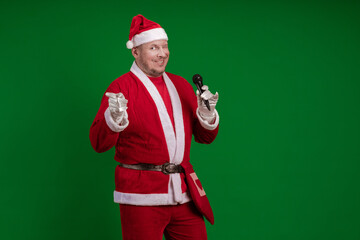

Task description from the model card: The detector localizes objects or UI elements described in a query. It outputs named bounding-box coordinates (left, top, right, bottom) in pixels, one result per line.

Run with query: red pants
left=119, top=202, right=207, bottom=240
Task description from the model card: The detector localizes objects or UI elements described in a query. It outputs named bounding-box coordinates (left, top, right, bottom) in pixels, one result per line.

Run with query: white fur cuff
left=196, top=108, right=219, bottom=130
left=104, top=108, right=129, bottom=132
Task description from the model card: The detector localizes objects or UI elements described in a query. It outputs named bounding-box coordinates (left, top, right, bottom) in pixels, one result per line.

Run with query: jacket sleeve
left=193, top=112, right=219, bottom=144
left=89, top=82, right=122, bottom=153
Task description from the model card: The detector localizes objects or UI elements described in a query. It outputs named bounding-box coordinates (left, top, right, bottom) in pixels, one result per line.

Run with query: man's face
left=132, top=39, right=169, bottom=77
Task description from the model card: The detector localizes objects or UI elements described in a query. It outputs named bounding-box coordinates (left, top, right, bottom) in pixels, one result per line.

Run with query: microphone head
left=192, top=74, right=203, bottom=84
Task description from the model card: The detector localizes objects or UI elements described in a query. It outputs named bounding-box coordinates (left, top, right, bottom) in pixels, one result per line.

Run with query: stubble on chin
left=137, top=59, right=167, bottom=77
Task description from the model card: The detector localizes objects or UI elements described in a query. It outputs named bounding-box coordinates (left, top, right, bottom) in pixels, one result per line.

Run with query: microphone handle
left=196, top=84, right=211, bottom=111
left=204, top=100, right=211, bottom=111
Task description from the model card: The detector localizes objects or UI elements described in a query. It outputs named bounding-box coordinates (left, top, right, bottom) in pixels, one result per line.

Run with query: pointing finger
left=106, top=92, right=124, bottom=99
left=105, top=92, right=117, bottom=98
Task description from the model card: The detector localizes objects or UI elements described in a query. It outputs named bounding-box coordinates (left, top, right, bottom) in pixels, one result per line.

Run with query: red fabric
left=148, top=75, right=175, bottom=129
left=119, top=202, right=207, bottom=240
left=182, top=162, right=214, bottom=225
left=128, top=14, right=162, bottom=41
left=89, top=71, right=219, bottom=195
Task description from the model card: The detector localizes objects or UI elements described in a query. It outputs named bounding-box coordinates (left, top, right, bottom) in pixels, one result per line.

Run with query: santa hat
left=126, top=15, right=168, bottom=49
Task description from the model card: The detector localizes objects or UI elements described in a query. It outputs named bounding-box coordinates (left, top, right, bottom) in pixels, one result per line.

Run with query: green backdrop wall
left=1, top=0, right=359, bottom=239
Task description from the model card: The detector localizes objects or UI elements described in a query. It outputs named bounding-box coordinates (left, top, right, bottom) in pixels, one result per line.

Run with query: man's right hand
left=105, top=92, right=128, bottom=125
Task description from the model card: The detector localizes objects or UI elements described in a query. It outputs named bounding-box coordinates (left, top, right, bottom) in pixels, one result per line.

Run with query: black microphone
left=192, top=74, right=211, bottom=111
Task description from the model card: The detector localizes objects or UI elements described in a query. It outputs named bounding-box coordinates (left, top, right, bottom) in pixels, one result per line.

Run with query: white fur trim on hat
left=126, top=28, right=168, bottom=49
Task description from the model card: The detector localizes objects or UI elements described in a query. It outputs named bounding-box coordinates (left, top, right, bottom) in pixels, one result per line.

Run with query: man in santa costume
left=90, top=15, right=220, bottom=240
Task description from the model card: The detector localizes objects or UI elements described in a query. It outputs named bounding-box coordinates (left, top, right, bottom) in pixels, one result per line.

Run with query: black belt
left=118, top=163, right=184, bottom=175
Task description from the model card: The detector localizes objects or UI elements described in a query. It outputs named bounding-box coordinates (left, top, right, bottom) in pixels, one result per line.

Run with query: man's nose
left=158, top=47, right=167, bottom=57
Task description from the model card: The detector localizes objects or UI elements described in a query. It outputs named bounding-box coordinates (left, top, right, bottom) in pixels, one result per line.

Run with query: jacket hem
left=113, top=191, right=191, bottom=206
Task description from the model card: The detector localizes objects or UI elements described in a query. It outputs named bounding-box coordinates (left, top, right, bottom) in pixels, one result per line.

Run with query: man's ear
left=131, top=47, right=139, bottom=59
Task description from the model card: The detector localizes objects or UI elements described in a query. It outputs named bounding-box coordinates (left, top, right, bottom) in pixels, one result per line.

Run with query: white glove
left=105, top=92, right=128, bottom=125
left=196, top=85, right=219, bottom=124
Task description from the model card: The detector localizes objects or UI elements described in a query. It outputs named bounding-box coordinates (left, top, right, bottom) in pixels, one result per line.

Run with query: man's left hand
left=197, top=85, right=219, bottom=124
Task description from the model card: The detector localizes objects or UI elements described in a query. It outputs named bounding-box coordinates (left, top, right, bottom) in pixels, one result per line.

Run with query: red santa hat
left=126, top=15, right=168, bottom=49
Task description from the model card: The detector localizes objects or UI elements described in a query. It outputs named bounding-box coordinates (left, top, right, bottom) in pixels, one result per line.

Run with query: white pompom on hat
left=126, top=15, right=168, bottom=49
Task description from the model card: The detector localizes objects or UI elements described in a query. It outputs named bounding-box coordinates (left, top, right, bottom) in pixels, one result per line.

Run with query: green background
left=1, top=0, right=360, bottom=239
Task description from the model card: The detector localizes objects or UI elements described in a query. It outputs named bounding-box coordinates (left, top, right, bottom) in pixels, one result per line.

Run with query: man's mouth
left=155, top=59, right=166, bottom=65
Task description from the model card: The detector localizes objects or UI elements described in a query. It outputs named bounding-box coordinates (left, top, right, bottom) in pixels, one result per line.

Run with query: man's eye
left=150, top=46, right=156, bottom=50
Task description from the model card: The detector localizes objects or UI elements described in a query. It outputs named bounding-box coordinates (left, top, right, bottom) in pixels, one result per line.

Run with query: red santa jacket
left=90, top=62, right=219, bottom=206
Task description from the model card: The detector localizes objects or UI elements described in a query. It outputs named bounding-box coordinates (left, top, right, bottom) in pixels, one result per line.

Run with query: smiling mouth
left=155, top=59, right=166, bottom=65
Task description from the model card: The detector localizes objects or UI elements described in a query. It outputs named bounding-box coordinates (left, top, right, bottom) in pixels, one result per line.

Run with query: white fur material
left=126, top=40, right=133, bottom=49
left=114, top=191, right=191, bottom=205
left=162, top=73, right=185, bottom=165
left=196, top=108, right=219, bottom=130
left=129, top=61, right=186, bottom=204
left=170, top=173, right=184, bottom=202
left=127, top=28, right=168, bottom=49
left=104, top=108, right=129, bottom=132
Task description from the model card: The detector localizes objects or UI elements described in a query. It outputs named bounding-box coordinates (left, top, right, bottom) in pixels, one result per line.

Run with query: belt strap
left=118, top=163, right=184, bottom=175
